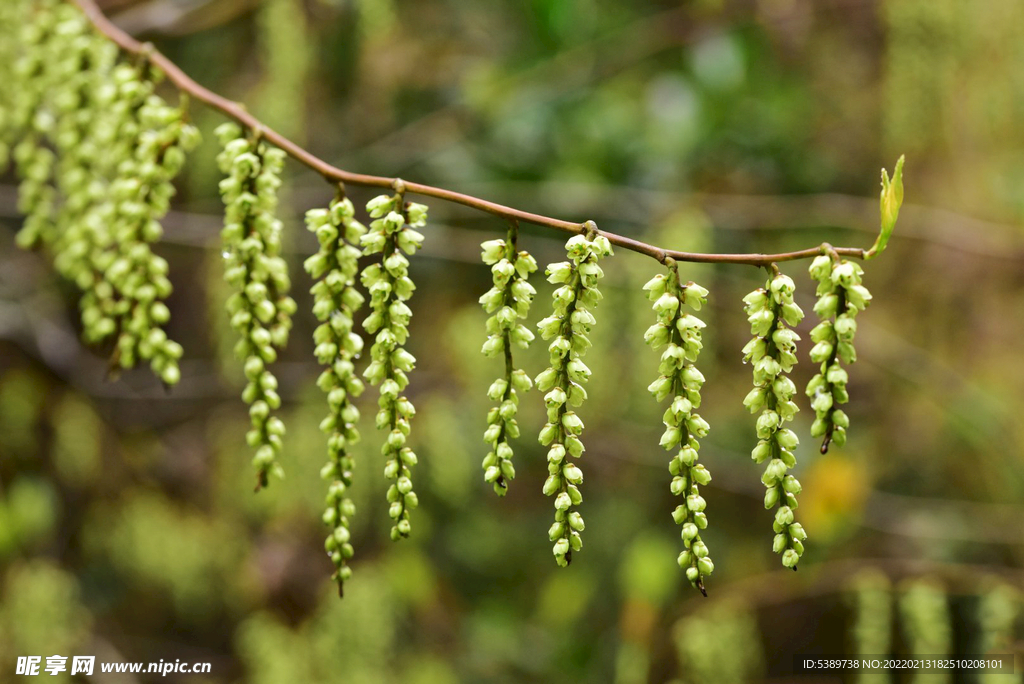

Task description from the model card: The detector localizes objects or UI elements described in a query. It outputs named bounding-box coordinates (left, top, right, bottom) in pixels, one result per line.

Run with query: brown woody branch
left=72, top=0, right=869, bottom=267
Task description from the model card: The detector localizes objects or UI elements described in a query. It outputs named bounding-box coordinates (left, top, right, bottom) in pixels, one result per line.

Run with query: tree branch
left=71, top=0, right=869, bottom=267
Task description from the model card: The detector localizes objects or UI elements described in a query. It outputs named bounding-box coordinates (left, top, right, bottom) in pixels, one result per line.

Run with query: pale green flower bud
left=690, top=464, right=712, bottom=486
left=810, top=341, right=834, bottom=363
left=773, top=533, right=788, bottom=554
left=776, top=429, right=799, bottom=449
left=654, top=292, right=679, bottom=316
left=563, top=464, right=583, bottom=484
left=775, top=506, right=795, bottom=526
left=770, top=274, right=796, bottom=299
left=568, top=511, right=585, bottom=531
left=546, top=261, right=572, bottom=284
left=672, top=506, right=688, bottom=525
left=846, top=284, right=872, bottom=310
left=643, top=274, right=667, bottom=298
left=751, top=441, right=771, bottom=463
left=781, top=302, right=804, bottom=327
left=834, top=315, right=857, bottom=339
left=755, top=411, right=780, bottom=439
left=480, top=238, right=506, bottom=264
left=743, top=289, right=767, bottom=308
left=831, top=261, right=857, bottom=287
left=686, top=415, right=710, bottom=437
left=809, top=254, right=832, bottom=281
left=561, top=411, right=584, bottom=434
left=670, top=476, right=686, bottom=496
left=814, top=293, right=838, bottom=318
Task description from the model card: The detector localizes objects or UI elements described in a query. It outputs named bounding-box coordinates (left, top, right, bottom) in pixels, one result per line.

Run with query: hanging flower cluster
left=0, top=0, right=25, bottom=163
left=806, top=253, right=872, bottom=452
left=643, top=264, right=713, bottom=593
left=6, top=0, right=64, bottom=248
left=479, top=225, right=538, bottom=495
left=4, top=0, right=195, bottom=385
left=304, top=195, right=367, bottom=595
left=216, top=123, right=296, bottom=490
left=10, top=3, right=77, bottom=246
left=99, top=93, right=199, bottom=383
left=742, top=272, right=807, bottom=569
left=536, top=230, right=613, bottom=567
left=4, top=2, right=907, bottom=598
left=359, top=192, right=427, bottom=541
left=50, top=55, right=125, bottom=337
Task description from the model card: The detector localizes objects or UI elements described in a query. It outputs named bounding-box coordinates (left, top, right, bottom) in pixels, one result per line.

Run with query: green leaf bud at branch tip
left=480, top=220, right=538, bottom=495
left=216, top=122, right=295, bottom=491
left=644, top=262, right=713, bottom=595
left=360, top=192, right=427, bottom=541
left=743, top=268, right=807, bottom=569
left=866, top=155, right=904, bottom=260
left=535, top=229, right=613, bottom=567
left=305, top=192, right=367, bottom=596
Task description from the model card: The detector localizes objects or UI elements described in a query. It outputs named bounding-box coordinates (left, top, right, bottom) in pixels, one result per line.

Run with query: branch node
left=582, top=220, right=599, bottom=240
left=138, top=41, right=155, bottom=62
left=821, top=242, right=840, bottom=263
left=177, top=92, right=191, bottom=120
left=506, top=218, right=519, bottom=250
left=134, top=41, right=157, bottom=77
left=392, top=178, right=407, bottom=196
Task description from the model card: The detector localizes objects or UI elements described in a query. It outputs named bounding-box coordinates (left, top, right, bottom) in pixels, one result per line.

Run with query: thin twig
left=71, top=0, right=869, bottom=267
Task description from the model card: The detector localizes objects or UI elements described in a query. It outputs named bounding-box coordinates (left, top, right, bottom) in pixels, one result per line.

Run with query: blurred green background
left=2, top=0, right=1024, bottom=681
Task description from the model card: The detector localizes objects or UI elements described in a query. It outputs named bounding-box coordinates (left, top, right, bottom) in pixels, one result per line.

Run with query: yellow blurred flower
left=799, top=453, right=870, bottom=541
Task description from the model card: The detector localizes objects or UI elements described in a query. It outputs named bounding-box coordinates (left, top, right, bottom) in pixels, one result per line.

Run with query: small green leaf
left=867, top=155, right=904, bottom=259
